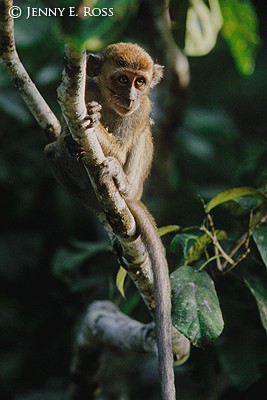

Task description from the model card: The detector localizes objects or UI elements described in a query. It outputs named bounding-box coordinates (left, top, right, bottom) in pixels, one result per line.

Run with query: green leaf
left=171, top=231, right=227, bottom=264
left=186, top=230, right=227, bottom=264
left=170, top=233, right=198, bottom=258
left=205, top=186, right=261, bottom=213
left=253, top=226, right=267, bottom=267
left=170, top=266, right=224, bottom=346
left=158, top=225, right=180, bottom=237
left=116, top=266, right=127, bottom=299
left=244, top=270, right=267, bottom=334
left=220, top=0, right=260, bottom=75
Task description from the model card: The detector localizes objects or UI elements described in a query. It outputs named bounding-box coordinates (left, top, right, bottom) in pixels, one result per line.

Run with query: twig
left=203, top=209, right=267, bottom=273
left=202, top=214, right=235, bottom=267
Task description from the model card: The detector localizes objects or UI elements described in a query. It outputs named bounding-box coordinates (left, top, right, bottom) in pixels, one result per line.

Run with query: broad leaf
left=171, top=266, right=224, bottom=346
left=171, top=231, right=226, bottom=264
left=220, top=0, right=260, bottom=75
left=244, top=271, right=267, bottom=334
left=186, top=230, right=227, bottom=264
left=170, top=233, right=198, bottom=259
left=253, top=226, right=267, bottom=267
left=206, top=187, right=261, bottom=213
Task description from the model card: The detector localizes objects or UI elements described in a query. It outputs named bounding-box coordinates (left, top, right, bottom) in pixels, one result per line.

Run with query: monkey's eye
left=117, top=75, right=129, bottom=85
left=135, top=77, right=146, bottom=88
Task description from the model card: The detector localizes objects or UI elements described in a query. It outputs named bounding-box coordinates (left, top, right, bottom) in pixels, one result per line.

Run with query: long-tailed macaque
left=45, top=43, right=175, bottom=400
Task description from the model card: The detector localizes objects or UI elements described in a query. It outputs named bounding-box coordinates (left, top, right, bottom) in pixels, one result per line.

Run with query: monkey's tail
left=127, top=201, right=176, bottom=400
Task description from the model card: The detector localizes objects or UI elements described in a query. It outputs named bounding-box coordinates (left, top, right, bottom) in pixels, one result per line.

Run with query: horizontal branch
left=75, top=301, right=157, bottom=355
left=0, top=0, right=61, bottom=140
left=70, top=301, right=190, bottom=397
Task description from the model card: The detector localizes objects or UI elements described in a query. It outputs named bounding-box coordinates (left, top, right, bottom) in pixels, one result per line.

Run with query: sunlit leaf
left=158, top=225, right=180, bottom=237
left=206, top=187, right=261, bottom=213
left=116, top=266, right=127, bottom=299
left=186, top=230, right=227, bottom=264
left=253, top=226, right=267, bottom=267
left=171, top=266, right=224, bottom=346
left=171, top=230, right=227, bottom=264
left=220, top=0, right=260, bottom=75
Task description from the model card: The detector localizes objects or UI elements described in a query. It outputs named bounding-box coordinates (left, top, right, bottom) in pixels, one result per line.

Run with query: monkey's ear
left=87, top=53, right=104, bottom=77
left=151, top=64, right=164, bottom=88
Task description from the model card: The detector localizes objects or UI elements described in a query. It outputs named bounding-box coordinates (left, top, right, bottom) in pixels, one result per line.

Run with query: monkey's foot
left=100, top=157, right=129, bottom=198
left=85, top=101, right=102, bottom=128
left=64, top=134, right=86, bottom=161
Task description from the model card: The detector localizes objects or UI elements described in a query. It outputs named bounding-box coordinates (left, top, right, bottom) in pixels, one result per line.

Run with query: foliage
left=219, top=0, right=260, bottom=75
left=169, top=185, right=267, bottom=340
left=171, top=266, right=224, bottom=346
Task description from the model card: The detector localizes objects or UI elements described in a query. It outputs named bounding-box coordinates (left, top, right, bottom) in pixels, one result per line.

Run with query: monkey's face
left=106, top=70, right=149, bottom=116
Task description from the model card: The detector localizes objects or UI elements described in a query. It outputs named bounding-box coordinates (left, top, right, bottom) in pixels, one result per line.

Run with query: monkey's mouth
left=114, top=104, right=134, bottom=116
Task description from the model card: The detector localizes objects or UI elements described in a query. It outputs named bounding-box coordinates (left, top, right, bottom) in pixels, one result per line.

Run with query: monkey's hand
left=84, top=101, right=102, bottom=129
left=100, top=157, right=130, bottom=199
left=63, top=102, right=101, bottom=160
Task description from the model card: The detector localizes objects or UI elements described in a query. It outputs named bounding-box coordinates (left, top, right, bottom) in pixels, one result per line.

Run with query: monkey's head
left=87, top=43, right=163, bottom=116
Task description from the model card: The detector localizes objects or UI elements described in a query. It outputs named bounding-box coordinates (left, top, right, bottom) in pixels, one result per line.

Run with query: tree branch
left=69, top=301, right=157, bottom=398
left=0, top=0, right=61, bottom=141
left=57, top=44, right=137, bottom=239
left=69, top=301, right=190, bottom=399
